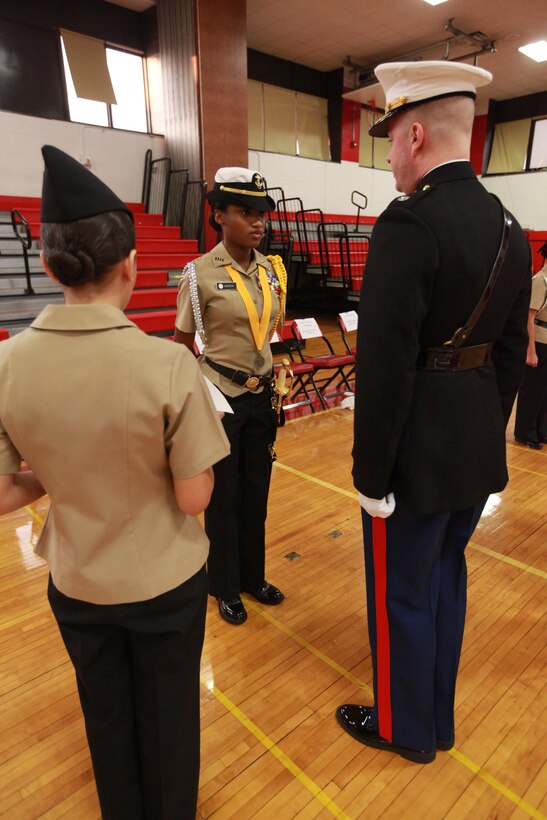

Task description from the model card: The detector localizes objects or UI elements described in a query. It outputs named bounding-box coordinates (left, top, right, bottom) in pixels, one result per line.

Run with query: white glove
left=358, top=492, right=396, bottom=519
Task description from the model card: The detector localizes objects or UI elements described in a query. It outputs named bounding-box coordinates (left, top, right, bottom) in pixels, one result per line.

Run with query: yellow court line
left=507, top=462, right=547, bottom=479
left=448, top=748, right=546, bottom=820
left=507, top=441, right=547, bottom=458
left=275, top=461, right=545, bottom=580
left=469, top=541, right=547, bottom=580
left=248, top=603, right=546, bottom=820
left=274, top=461, right=358, bottom=500
left=201, top=676, right=353, bottom=820
left=25, top=505, right=45, bottom=526
left=244, top=598, right=372, bottom=696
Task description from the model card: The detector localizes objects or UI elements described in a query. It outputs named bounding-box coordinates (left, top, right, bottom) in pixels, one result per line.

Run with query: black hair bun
left=47, top=249, right=95, bottom=286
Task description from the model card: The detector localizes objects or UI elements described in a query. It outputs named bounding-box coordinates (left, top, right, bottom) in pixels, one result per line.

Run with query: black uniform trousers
left=47, top=566, right=208, bottom=820
left=361, top=497, right=486, bottom=753
left=514, top=342, right=547, bottom=442
left=205, top=387, right=276, bottom=600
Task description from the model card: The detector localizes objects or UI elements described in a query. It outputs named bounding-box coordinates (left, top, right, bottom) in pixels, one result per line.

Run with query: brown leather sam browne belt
left=417, top=342, right=493, bottom=371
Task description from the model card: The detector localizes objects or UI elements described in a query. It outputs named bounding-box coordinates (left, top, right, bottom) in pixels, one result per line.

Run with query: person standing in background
left=174, top=168, right=286, bottom=626
left=514, top=240, right=547, bottom=449
left=0, top=146, right=230, bottom=819
left=336, top=62, right=531, bottom=764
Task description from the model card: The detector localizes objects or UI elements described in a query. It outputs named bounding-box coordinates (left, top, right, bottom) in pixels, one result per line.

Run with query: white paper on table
left=203, top=376, right=234, bottom=414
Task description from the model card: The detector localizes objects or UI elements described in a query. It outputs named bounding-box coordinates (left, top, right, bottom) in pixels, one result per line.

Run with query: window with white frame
left=61, top=32, right=150, bottom=133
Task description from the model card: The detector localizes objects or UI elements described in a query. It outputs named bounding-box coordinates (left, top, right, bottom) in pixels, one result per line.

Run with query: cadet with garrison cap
left=0, top=146, right=229, bottom=818
left=336, top=62, right=531, bottom=763
left=174, top=168, right=287, bottom=625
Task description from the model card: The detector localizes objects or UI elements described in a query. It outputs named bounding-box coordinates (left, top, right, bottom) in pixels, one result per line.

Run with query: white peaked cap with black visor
left=369, top=60, right=493, bottom=138
left=206, top=167, right=276, bottom=211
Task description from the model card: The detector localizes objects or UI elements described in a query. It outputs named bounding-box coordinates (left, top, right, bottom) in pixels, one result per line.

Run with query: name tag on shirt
left=216, top=282, right=237, bottom=290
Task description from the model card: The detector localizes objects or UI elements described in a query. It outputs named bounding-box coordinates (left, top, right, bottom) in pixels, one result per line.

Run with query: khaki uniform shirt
left=531, top=265, right=547, bottom=345
left=175, top=243, right=281, bottom=398
left=0, top=303, right=230, bottom=605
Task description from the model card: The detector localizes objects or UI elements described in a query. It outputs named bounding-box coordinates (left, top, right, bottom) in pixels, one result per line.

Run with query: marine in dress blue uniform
left=336, top=62, right=531, bottom=763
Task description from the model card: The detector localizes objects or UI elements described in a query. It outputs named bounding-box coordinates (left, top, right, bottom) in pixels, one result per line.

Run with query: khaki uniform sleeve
left=175, top=265, right=197, bottom=333
left=0, top=416, right=21, bottom=474
left=165, top=346, right=230, bottom=478
left=530, top=274, right=547, bottom=313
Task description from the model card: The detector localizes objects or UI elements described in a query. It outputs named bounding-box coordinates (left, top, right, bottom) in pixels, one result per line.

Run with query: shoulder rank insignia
left=421, top=184, right=431, bottom=191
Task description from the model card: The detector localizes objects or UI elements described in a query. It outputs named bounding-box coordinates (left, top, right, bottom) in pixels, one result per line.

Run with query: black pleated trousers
left=48, top=566, right=208, bottom=820
left=514, top=341, right=547, bottom=442
left=205, top=388, right=276, bottom=600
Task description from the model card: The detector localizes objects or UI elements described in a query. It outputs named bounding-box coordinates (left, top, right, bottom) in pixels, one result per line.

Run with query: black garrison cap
left=40, top=145, right=133, bottom=223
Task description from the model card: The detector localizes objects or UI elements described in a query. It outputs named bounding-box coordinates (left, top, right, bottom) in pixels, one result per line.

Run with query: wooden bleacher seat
left=126, top=309, right=177, bottom=334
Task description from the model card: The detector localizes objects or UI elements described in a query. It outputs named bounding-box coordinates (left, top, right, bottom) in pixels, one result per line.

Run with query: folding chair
left=271, top=329, right=323, bottom=413
left=291, top=318, right=355, bottom=406
left=338, top=310, right=358, bottom=356
left=337, top=310, right=358, bottom=383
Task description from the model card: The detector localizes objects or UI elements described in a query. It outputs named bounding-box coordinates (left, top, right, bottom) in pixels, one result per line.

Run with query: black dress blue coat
left=352, top=161, right=531, bottom=514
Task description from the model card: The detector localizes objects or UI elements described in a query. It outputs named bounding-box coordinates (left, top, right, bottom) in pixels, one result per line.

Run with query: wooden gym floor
left=0, top=339, right=546, bottom=818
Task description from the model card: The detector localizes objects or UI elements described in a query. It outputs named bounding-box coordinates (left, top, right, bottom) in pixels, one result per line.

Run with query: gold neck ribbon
left=225, top=263, right=272, bottom=352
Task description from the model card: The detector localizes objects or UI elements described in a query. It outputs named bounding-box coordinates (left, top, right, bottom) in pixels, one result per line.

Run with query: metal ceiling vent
left=343, top=18, right=496, bottom=98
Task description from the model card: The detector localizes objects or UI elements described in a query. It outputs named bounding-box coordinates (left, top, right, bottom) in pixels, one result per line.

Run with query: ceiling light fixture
left=518, top=40, right=547, bottom=62
left=422, top=0, right=450, bottom=5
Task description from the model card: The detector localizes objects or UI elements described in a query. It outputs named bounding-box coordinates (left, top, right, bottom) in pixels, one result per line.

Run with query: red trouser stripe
left=372, top=517, right=392, bottom=742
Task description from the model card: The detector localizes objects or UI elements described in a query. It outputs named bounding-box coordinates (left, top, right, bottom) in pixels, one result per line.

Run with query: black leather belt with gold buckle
left=204, top=357, right=272, bottom=390
left=416, top=342, right=493, bottom=371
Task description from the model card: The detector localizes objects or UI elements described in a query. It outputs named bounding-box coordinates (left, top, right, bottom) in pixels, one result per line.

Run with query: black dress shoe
left=514, top=435, right=543, bottom=450
left=336, top=704, right=436, bottom=764
left=217, top=597, right=247, bottom=625
left=436, top=738, right=454, bottom=751
left=243, top=582, right=284, bottom=605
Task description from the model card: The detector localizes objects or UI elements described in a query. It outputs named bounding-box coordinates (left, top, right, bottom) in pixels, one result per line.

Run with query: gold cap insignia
left=385, top=95, right=408, bottom=113
left=252, top=172, right=265, bottom=190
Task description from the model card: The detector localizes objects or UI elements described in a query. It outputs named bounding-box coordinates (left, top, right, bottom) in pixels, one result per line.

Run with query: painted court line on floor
left=201, top=676, right=353, bottom=820
left=247, top=602, right=546, bottom=820
left=274, top=461, right=546, bottom=579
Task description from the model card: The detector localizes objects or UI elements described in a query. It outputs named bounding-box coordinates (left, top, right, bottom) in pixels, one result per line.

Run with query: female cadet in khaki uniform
left=0, top=146, right=229, bottom=820
left=514, top=241, right=547, bottom=448
left=174, top=168, right=287, bottom=626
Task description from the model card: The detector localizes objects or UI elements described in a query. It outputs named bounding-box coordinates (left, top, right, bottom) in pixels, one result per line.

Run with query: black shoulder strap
left=447, top=200, right=512, bottom=349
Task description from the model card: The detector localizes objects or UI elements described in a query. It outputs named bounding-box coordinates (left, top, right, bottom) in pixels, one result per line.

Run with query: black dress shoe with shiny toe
left=336, top=704, right=436, bottom=764
left=514, top=435, right=543, bottom=450
left=217, top=597, right=247, bottom=625
left=243, top=582, right=284, bottom=605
